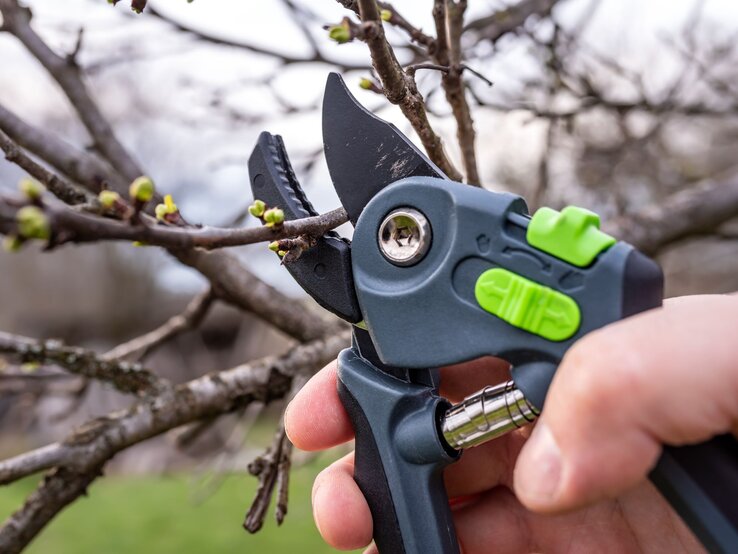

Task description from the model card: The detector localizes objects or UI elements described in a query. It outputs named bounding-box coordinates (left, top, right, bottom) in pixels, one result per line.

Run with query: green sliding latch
left=526, top=206, right=616, bottom=267
left=475, top=268, right=580, bottom=341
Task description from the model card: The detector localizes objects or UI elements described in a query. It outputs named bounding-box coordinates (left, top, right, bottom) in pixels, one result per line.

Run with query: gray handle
left=337, top=347, right=459, bottom=554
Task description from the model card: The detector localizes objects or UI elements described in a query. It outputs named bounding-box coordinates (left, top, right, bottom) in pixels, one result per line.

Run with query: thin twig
left=103, top=288, right=216, bottom=361
left=351, top=0, right=463, bottom=181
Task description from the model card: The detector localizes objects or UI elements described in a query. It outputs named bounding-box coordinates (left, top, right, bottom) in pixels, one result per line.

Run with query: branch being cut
left=0, top=194, right=348, bottom=252
left=0, top=331, right=166, bottom=395
left=353, top=0, right=463, bottom=181
left=0, top=330, right=350, bottom=553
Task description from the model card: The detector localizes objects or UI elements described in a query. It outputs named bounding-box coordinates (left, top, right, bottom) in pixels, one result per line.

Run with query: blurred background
left=1, top=0, right=737, bottom=552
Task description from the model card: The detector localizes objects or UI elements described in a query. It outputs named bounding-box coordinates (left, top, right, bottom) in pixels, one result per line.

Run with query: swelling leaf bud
left=99, top=190, right=121, bottom=209
left=19, top=178, right=44, bottom=201
left=129, top=176, right=155, bottom=203
left=248, top=199, right=266, bottom=218
left=359, top=77, right=373, bottom=90
left=156, top=194, right=179, bottom=221
left=328, top=25, right=351, bottom=44
left=380, top=9, right=392, bottom=21
left=263, top=207, right=285, bottom=227
left=16, top=206, right=51, bottom=240
left=268, top=241, right=280, bottom=252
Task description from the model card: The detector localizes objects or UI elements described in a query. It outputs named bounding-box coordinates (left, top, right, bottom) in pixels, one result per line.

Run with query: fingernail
left=515, top=422, right=562, bottom=506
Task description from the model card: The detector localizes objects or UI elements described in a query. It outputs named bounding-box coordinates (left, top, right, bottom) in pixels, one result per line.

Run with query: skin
left=285, top=295, right=738, bottom=553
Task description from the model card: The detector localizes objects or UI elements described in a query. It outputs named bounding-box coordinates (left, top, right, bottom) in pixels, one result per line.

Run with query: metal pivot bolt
left=378, top=208, right=432, bottom=267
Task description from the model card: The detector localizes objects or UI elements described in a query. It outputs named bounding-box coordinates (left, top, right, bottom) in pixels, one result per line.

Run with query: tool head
left=322, top=73, right=445, bottom=225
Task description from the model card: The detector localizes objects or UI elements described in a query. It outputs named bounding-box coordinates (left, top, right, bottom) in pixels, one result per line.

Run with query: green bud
left=98, top=190, right=121, bottom=209
left=328, top=25, right=351, bottom=44
left=155, top=194, right=178, bottom=221
left=19, top=178, right=44, bottom=201
left=129, top=176, right=155, bottom=203
left=359, top=77, right=373, bottom=90
left=21, top=362, right=40, bottom=373
left=277, top=250, right=287, bottom=257
left=16, top=206, right=51, bottom=240
left=263, top=207, right=285, bottom=226
left=2, top=235, right=23, bottom=252
left=248, top=199, right=266, bottom=218
left=268, top=241, right=280, bottom=252
left=380, top=9, right=392, bottom=22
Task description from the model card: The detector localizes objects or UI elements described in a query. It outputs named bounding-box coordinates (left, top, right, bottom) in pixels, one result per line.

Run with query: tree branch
left=464, top=0, right=560, bottom=44
left=352, top=0, right=463, bottom=181
left=0, top=102, right=126, bottom=193
left=0, top=194, right=348, bottom=252
left=0, top=0, right=144, bottom=182
left=173, top=249, right=341, bottom=342
left=103, top=288, right=216, bottom=361
left=439, top=0, right=481, bottom=185
left=606, top=172, right=738, bottom=255
left=0, top=331, right=167, bottom=395
left=0, top=329, right=350, bottom=553
left=0, top=129, right=93, bottom=206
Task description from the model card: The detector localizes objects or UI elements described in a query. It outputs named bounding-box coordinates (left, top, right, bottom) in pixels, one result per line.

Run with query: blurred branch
left=147, top=7, right=370, bottom=72
left=0, top=0, right=144, bottom=182
left=352, top=0, right=462, bottom=181
left=607, top=172, right=738, bottom=256
left=104, top=288, right=216, bottom=362
left=173, top=249, right=340, bottom=342
left=0, top=331, right=167, bottom=396
left=0, top=329, right=350, bottom=553
left=0, top=103, right=127, bottom=194
left=0, top=130, right=94, bottom=206
left=464, top=0, right=560, bottom=44
left=243, top=371, right=308, bottom=532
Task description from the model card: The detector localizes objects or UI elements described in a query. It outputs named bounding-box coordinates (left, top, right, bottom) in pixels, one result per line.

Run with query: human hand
left=285, top=295, right=738, bottom=552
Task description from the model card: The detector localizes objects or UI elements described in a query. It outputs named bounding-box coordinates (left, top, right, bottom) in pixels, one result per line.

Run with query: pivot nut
left=378, top=208, right=431, bottom=267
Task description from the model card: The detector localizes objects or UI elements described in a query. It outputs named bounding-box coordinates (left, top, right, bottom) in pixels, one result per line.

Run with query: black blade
left=248, top=132, right=362, bottom=323
left=322, top=73, right=446, bottom=224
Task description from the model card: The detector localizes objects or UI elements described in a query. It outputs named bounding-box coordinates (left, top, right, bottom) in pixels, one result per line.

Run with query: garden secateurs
left=248, top=73, right=738, bottom=554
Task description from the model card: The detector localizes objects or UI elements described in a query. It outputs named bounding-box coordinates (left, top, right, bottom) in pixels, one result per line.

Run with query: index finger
left=285, top=356, right=511, bottom=451
left=285, top=361, right=354, bottom=451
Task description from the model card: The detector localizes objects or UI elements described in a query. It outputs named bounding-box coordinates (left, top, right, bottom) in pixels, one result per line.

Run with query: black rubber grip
left=337, top=379, right=406, bottom=553
left=651, top=435, right=738, bottom=553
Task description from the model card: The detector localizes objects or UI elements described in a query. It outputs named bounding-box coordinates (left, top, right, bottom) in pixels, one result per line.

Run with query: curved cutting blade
left=322, top=73, right=446, bottom=225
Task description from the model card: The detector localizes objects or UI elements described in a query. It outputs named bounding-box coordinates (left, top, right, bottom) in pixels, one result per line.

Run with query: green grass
left=0, top=458, right=347, bottom=554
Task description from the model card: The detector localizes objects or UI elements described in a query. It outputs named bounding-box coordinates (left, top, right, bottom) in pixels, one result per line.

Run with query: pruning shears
left=249, top=73, right=738, bottom=554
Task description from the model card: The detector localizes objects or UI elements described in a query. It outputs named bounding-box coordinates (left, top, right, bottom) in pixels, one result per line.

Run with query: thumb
left=513, top=294, right=738, bottom=513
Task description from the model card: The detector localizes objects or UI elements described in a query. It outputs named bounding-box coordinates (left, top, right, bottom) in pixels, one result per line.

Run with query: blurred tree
left=0, top=0, right=737, bottom=552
